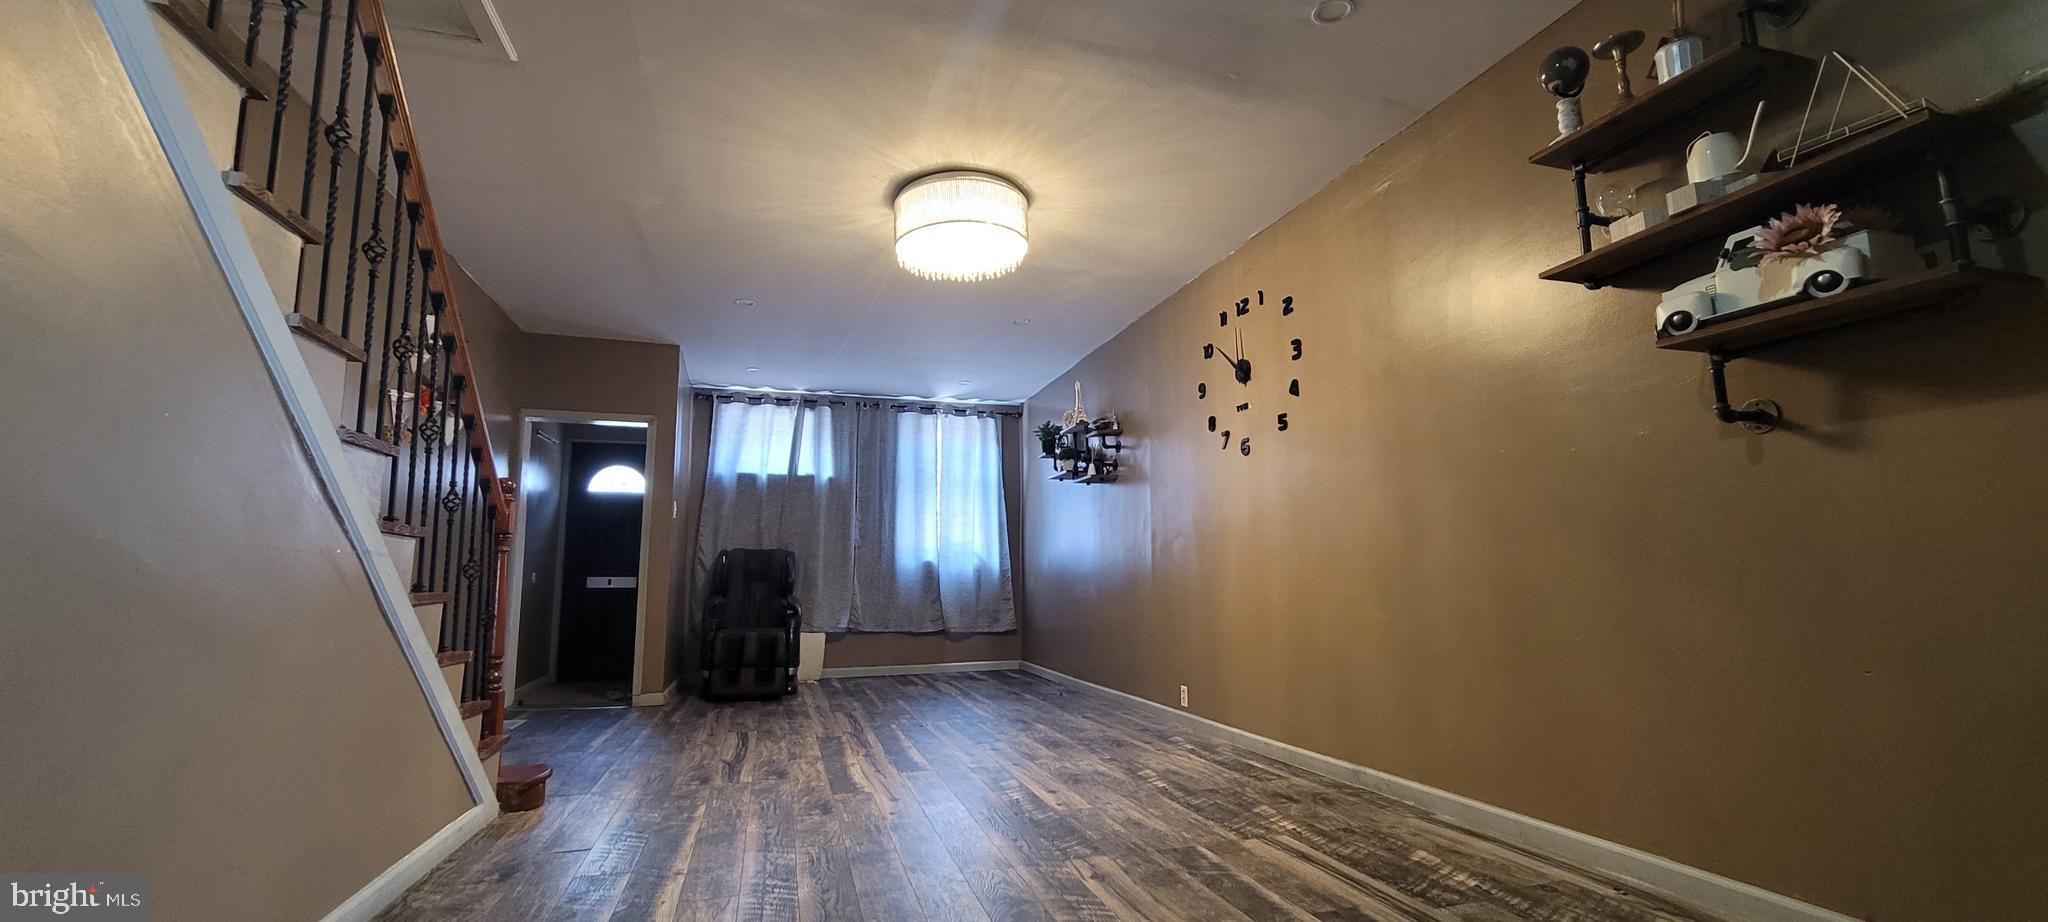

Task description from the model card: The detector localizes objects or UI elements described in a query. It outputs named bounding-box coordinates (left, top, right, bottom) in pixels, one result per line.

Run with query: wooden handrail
left=352, top=0, right=518, bottom=754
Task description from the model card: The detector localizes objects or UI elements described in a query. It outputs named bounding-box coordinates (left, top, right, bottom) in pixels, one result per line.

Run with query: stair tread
left=337, top=427, right=398, bottom=457
left=286, top=314, right=366, bottom=364
left=497, top=762, right=550, bottom=787
left=224, top=171, right=324, bottom=243
left=151, top=0, right=278, bottom=101
left=410, top=591, right=452, bottom=606
left=436, top=650, right=471, bottom=667
left=459, top=699, right=488, bottom=719
left=477, top=733, right=509, bottom=760
left=378, top=518, right=427, bottom=539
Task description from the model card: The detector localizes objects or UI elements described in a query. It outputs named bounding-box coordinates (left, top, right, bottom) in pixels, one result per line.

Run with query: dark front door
left=556, top=440, right=644, bottom=683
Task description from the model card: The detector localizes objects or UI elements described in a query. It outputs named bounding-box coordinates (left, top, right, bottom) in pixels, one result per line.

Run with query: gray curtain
left=693, top=398, right=1016, bottom=633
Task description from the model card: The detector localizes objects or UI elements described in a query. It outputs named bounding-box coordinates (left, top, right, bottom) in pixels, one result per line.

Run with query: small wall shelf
left=1654, top=265, right=2040, bottom=354
left=1528, top=45, right=1815, bottom=171
left=1540, top=111, right=1991, bottom=286
left=1041, top=419, right=1124, bottom=484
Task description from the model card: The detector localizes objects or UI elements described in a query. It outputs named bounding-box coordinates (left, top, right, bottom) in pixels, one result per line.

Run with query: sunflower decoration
left=1727, top=203, right=1857, bottom=270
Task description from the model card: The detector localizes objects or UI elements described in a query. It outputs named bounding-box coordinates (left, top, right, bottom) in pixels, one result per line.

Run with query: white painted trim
left=102, top=0, right=493, bottom=809
left=319, top=803, right=494, bottom=922
left=631, top=678, right=680, bottom=708
left=821, top=659, right=1022, bottom=679
left=1018, top=663, right=1860, bottom=922
left=502, top=410, right=655, bottom=702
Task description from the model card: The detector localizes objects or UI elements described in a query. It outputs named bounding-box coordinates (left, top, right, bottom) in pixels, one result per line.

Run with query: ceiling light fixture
left=893, top=170, right=1028, bottom=282
left=733, top=298, right=755, bottom=307
left=744, top=366, right=761, bottom=373
left=1310, top=0, right=1355, bottom=25
left=1012, top=318, right=1031, bottom=326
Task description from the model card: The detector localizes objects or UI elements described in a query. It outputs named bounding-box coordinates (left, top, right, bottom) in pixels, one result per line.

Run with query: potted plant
left=1034, top=421, right=1062, bottom=458
left=1055, top=445, right=1084, bottom=473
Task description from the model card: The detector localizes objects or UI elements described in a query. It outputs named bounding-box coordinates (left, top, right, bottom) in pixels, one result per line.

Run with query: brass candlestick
left=1593, top=30, right=1646, bottom=101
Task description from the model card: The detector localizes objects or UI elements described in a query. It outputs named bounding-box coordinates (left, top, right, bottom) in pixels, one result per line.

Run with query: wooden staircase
left=150, top=0, right=539, bottom=801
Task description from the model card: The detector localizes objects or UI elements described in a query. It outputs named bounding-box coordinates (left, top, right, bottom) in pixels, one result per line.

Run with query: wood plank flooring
left=380, top=672, right=1723, bottom=921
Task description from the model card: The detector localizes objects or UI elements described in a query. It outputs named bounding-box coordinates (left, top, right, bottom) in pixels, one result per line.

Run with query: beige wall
left=1020, top=1, right=2048, bottom=920
left=0, top=5, right=473, bottom=919
left=513, top=421, right=566, bottom=690
left=449, top=275, right=696, bottom=698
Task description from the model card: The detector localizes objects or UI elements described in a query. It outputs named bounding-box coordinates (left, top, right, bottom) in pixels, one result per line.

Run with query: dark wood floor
left=381, top=672, right=1719, bottom=921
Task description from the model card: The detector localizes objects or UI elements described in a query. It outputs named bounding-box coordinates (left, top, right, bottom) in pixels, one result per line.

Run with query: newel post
left=485, top=477, right=516, bottom=740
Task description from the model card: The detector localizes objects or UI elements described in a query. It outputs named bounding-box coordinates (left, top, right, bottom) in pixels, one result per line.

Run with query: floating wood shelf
left=1529, top=46, right=1815, bottom=170
left=1540, top=111, right=1986, bottom=285
left=1049, top=470, right=1080, bottom=481
left=1654, top=265, right=2039, bottom=354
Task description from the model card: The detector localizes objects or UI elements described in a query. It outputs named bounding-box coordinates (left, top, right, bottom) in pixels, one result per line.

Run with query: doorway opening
left=505, top=414, right=653, bottom=709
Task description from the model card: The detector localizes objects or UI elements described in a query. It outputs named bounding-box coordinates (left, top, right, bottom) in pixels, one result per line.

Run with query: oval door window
left=586, top=464, right=646, bottom=495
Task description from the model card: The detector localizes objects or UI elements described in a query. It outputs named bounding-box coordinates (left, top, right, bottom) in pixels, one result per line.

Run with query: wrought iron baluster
left=263, top=0, right=304, bottom=194
left=443, top=408, right=473, bottom=652
left=439, top=375, right=469, bottom=602
left=380, top=198, right=418, bottom=520
left=456, top=439, right=482, bottom=666
left=462, top=474, right=485, bottom=700
left=373, top=149, right=410, bottom=446
left=416, top=340, right=452, bottom=592
left=243, top=0, right=266, bottom=68
left=475, top=503, right=499, bottom=702
left=401, top=237, right=431, bottom=526
left=207, top=0, right=223, bottom=30
left=337, top=34, right=380, bottom=338
left=314, top=0, right=359, bottom=327
left=353, top=95, right=394, bottom=434
left=297, top=0, right=333, bottom=216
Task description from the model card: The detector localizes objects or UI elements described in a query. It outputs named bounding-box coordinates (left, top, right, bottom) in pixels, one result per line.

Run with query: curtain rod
left=694, top=388, right=1022, bottom=418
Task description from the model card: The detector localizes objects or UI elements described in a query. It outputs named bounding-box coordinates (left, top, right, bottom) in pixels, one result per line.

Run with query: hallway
left=381, top=673, right=1717, bottom=921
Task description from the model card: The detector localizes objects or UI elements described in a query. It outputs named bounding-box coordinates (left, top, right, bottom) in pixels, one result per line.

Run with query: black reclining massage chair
left=701, top=548, right=800, bottom=699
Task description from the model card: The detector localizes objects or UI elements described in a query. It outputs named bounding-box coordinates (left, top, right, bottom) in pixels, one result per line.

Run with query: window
left=707, top=400, right=836, bottom=479
left=586, top=464, right=646, bottom=495
left=892, top=411, right=1004, bottom=571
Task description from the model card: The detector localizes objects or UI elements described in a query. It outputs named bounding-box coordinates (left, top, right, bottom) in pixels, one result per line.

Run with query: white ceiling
left=393, top=0, right=1572, bottom=401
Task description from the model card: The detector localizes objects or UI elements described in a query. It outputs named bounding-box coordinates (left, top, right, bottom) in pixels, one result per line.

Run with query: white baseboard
left=320, top=802, right=495, bottom=922
left=822, top=659, right=1021, bottom=679
left=1017, top=662, right=1859, bottom=922
left=631, top=678, right=680, bottom=707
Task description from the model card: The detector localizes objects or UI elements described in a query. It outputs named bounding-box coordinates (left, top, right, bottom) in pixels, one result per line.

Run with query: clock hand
left=1208, top=342, right=1238, bottom=366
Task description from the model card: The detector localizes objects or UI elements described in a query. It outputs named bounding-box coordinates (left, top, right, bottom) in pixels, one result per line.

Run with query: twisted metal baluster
left=413, top=331, right=450, bottom=592
left=373, top=150, right=410, bottom=446
left=401, top=233, right=431, bottom=526
left=314, top=0, right=359, bottom=327
left=475, top=503, right=499, bottom=702
left=243, top=0, right=266, bottom=67
left=338, top=33, right=381, bottom=338
left=353, top=97, right=393, bottom=433
left=298, top=0, right=334, bottom=216
left=263, top=0, right=304, bottom=194
left=381, top=200, right=419, bottom=519
left=439, top=375, right=470, bottom=606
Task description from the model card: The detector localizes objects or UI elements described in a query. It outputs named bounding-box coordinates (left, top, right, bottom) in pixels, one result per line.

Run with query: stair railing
left=187, top=0, right=517, bottom=749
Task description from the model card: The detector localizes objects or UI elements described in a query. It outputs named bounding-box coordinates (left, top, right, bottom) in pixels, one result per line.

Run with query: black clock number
left=1277, top=413, right=1289, bottom=431
left=1240, top=437, right=1251, bottom=456
left=1219, top=429, right=1231, bottom=449
left=1281, top=295, right=1294, bottom=316
left=1290, top=338, right=1303, bottom=361
left=1289, top=378, right=1300, bottom=397
left=1207, top=415, right=1216, bottom=432
left=1236, top=298, right=1251, bottom=317
left=1218, top=311, right=1228, bottom=327
left=1202, top=343, right=1214, bottom=359
left=1197, top=383, right=1206, bottom=399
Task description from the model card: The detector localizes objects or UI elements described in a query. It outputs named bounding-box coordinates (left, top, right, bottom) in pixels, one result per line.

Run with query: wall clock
left=1198, top=289, right=1302, bottom=456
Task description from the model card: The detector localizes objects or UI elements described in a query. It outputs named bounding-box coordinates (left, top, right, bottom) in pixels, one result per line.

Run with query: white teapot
left=1686, top=101, right=1767, bottom=183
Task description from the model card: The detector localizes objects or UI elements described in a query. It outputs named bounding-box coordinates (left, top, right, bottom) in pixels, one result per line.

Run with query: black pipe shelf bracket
left=1707, top=350, right=1780, bottom=433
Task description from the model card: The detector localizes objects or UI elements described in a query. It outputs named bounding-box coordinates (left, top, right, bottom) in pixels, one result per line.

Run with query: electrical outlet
left=1179, top=685, right=1189, bottom=708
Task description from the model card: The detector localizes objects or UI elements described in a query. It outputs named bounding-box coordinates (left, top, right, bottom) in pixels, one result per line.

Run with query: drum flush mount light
left=893, top=170, right=1029, bottom=282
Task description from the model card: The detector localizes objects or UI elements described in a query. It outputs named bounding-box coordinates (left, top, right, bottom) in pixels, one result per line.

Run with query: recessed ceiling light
left=1310, top=0, right=1355, bottom=25
left=744, top=367, right=761, bottom=373
left=1011, top=318, right=1031, bottom=326
left=733, top=298, right=756, bottom=307
left=958, top=380, right=972, bottom=386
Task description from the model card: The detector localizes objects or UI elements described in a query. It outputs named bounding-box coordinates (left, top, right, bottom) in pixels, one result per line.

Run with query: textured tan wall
left=0, top=5, right=473, bottom=919
left=449, top=276, right=693, bottom=697
left=1020, top=1, right=2048, bottom=919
